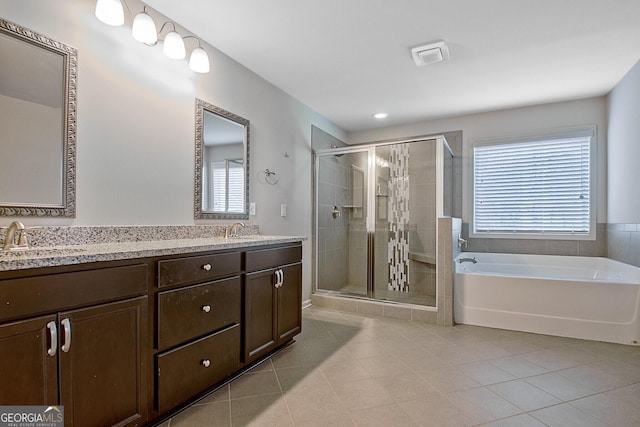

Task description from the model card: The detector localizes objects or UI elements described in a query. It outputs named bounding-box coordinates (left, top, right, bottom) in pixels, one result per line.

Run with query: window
left=472, top=130, right=595, bottom=238
left=211, top=159, right=245, bottom=213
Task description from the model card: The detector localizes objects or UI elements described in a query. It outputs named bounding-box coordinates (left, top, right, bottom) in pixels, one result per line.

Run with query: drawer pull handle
left=202, top=263, right=212, bottom=271
left=201, top=305, right=211, bottom=313
left=61, top=318, right=72, bottom=353
left=201, top=359, right=211, bottom=368
left=47, top=321, right=57, bottom=356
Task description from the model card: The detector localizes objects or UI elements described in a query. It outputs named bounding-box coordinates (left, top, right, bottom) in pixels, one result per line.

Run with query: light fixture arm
left=182, top=35, right=203, bottom=48
left=157, top=21, right=178, bottom=37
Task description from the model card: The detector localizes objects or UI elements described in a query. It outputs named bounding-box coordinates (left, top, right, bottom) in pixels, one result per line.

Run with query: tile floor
left=160, top=306, right=640, bottom=426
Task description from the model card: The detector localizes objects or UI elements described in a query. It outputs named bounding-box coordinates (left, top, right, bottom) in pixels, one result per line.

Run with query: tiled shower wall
left=316, top=155, right=350, bottom=291
left=313, top=125, right=349, bottom=292
left=406, top=141, right=437, bottom=299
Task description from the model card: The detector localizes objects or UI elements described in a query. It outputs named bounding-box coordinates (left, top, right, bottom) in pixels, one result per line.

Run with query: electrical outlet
left=280, top=204, right=287, bottom=217
left=249, top=202, right=256, bottom=216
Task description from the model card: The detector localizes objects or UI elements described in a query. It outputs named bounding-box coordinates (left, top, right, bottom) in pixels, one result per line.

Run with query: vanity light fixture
left=131, top=6, right=157, bottom=44
left=188, top=43, right=210, bottom=73
left=95, top=0, right=124, bottom=26
left=94, top=0, right=210, bottom=73
left=162, top=24, right=186, bottom=59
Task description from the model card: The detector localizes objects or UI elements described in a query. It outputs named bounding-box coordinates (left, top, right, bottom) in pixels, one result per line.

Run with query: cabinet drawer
left=158, top=252, right=241, bottom=288
left=0, top=263, right=148, bottom=323
left=156, top=324, right=240, bottom=413
left=157, top=277, right=241, bottom=350
left=245, top=244, right=302, bottom=272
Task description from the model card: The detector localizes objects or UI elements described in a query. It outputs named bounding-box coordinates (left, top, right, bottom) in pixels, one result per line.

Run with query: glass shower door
left=316, top=149, right=370, bottom=297
left=373, top=141, right=437, bottom=306
left=315, top=137, right=450, bottom=307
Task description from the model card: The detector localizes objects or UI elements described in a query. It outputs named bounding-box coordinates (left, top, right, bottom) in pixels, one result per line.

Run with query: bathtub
left=453, top=252, right=640, bottom=345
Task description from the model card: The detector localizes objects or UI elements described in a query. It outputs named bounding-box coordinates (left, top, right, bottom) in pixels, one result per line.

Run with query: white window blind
left=473, top=135, right=592, bottom=235
left=211, top=159, right=245, bottom=212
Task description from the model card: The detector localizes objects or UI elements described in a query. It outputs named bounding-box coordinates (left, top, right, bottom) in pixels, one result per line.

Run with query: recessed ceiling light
left=373, top=112, right=388, bottom=119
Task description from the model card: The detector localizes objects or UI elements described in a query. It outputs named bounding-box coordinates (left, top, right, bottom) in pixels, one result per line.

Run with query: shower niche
left=314, top=136, right=453, bottom=307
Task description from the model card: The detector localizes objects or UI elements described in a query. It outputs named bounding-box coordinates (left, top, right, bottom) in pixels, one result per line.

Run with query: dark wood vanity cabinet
left=0, top=239, right=303, bottom=426
left=0, top=263, right=149, bottom=427
left=154, top=252, right=242, bottom=413
left=244, top=244, right=302, bottom=363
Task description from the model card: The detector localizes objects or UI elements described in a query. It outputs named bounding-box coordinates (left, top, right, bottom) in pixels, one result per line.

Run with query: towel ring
left=263, top=169, right=278, bottom=185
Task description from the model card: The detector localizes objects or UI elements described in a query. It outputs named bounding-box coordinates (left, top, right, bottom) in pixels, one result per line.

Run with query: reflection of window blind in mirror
left=202, top=162, right=209, bottom=210
left=211, top=159, right=245, bottom=212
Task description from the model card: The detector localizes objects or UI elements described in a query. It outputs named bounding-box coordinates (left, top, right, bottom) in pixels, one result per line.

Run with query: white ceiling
left=145, top=0, right=640, bottom=132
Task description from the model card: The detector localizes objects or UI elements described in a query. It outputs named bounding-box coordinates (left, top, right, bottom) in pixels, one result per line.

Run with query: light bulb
left=132, top=10, right=157, bottom=44
left=95, top=0, right=124, bottom=26
left=163, top=31, right=185, bottom=59
left=189, top=47, right=210, bottom=73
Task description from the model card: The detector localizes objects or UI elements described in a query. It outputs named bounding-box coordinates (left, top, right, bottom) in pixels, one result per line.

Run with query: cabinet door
left=0, top=315, right=58, bottom=405
left=244, top=269, right=277, bottom=362
left=59, top=297, right=148, bottom=427
left=277, top=263, right=302, bottom=342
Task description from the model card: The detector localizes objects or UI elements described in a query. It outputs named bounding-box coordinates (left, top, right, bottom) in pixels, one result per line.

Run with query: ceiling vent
left=411, top=40, right=450, bottom=67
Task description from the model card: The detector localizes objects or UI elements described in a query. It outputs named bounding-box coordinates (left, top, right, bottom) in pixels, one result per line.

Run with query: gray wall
left=607, top=59, right=640, bottom=267
left=0, top=0, right=346, bottom=303
left=348, top=97, right=609, bottom=258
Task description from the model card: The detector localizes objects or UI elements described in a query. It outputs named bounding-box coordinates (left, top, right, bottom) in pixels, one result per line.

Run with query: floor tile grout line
left=269, top=358, right=297, bottom=426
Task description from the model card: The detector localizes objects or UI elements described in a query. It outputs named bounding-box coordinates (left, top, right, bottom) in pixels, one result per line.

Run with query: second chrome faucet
left=2, top=221, right=28, bottom=250
left=227, top=222, right=245, bottom=238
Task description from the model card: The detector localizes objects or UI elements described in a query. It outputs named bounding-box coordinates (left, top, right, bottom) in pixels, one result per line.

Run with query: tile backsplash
left=461, top=222, right=607, bottom=257
left=607, top=223, right=640, bottom=267
left=458, top=222, right=640, bottom=268
left=0, top=224, right=259, bottom=248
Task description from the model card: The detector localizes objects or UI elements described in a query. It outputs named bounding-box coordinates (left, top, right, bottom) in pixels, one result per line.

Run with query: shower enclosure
left=314, top=136, right=453, bottom=307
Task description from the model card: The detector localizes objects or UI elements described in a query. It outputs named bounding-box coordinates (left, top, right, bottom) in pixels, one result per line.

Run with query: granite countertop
left=0, top=235, right=305, bottom=272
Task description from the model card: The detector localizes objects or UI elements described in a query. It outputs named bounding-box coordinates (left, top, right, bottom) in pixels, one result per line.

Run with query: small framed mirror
left=0, top=18, right=77, bottom=217
left=194, top=99, right=250, bottom=220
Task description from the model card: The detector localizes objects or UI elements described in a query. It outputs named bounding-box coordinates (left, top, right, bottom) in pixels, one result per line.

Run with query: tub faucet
left=458, top=257, right=477, bottom=264
left=457, top=234, right=468, bottom=249
left=228, top=222, right=245, bottom=238
left=2, top=221, right=27, bottom=250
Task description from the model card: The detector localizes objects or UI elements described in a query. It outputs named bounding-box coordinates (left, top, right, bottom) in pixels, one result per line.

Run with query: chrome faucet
left=457, top=234, right=468, bottom=249
left=458, top=257, right=477, bottom=264
left=2, top=221, right=27, bottom=250
left=228, top=222, right=245, bottom=238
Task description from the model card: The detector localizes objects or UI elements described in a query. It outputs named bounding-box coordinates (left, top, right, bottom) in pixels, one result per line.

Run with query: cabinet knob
left=201, top=305, right=211, bottom=313
left=202, top=263, right=212, bottom=271
left=201, top=359, right=211, bottom=368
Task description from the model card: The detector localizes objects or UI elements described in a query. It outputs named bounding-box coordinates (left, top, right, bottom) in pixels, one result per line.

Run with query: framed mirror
left=0, top=18, right=77, bottom=217
left=194, top=99, right=250, bottom=220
